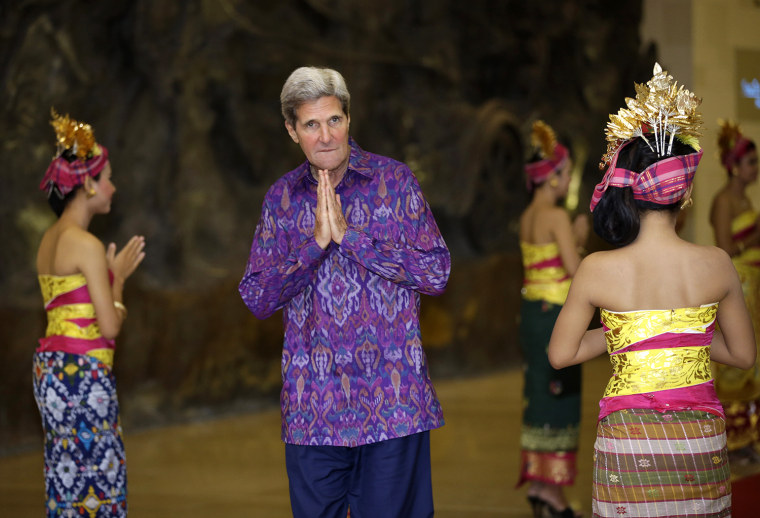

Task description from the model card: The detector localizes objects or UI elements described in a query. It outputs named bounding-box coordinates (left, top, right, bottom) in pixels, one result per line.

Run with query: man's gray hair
left=280, top=67, right=351, bottom=128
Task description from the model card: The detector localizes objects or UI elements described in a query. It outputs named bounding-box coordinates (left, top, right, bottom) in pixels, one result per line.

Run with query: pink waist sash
left=37, top=335, right=115, bottom=355
left=599, top=381, right=725, bottom=421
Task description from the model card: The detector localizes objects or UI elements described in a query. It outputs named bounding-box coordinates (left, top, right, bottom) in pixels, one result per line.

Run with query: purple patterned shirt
left=239, top=139, right=450, bottom=446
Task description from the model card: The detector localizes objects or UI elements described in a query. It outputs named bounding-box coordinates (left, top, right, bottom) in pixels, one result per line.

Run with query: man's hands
left=315, top=169, right=347, bottom=249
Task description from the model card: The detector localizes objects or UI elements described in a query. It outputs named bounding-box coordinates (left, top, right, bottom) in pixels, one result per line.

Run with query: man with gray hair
left=239, top=66, right=451, bottom=517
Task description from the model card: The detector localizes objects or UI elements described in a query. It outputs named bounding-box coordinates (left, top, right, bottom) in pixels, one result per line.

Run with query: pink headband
left=524, top=143, right=569, bottom=190
left=589, top=143, right=702, bottom=212
left=40, top=145, right=109, bottom=198
left=721, top=136, right=754, bottom=173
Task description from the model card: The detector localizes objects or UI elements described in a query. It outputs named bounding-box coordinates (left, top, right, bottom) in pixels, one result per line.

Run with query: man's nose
left=318, top=125, right=331, bottom=142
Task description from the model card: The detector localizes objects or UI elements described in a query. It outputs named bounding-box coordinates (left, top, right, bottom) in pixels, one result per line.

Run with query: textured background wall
left=0, top=0, right=651, bottom=453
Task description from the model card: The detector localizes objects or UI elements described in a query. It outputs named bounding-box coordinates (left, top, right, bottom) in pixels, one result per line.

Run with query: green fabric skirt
left=518, top=298, right=581, bottom=486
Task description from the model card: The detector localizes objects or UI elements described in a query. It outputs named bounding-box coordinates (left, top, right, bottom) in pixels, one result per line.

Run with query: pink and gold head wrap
left=717, top=119, right=755, bottom=174
left=589, top=141, right=702, bottom=212
left=40, top=110, right=109, bottom=198
left=524, top=120, right=569, bottom=190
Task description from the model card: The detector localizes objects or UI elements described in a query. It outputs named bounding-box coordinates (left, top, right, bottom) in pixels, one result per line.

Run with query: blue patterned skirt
left=33, top=351, right=127, bottom=517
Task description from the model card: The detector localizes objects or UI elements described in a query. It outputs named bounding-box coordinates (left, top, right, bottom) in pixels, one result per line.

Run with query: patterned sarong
left=517, top=295, right=580, bottom=486
left=593, top=408, right=730, bottom=517
left=33, top=351, right=127, bottom=517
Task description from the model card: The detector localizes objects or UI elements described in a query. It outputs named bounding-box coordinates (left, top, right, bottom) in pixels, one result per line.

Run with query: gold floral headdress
left=600, top=63, right=702, bottom=169
left=524, top=120, right=569, bottom=189
left=49, top=108, right=102, bottom=161
left=530, top=120, right=559, bottom=159
left=41, top=109, right=109, bottom=198
left=717, top=119, right=743, bottom=155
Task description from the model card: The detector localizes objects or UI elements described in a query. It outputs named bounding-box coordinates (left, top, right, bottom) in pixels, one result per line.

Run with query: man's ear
left=285, top=121, right=299, bottom=144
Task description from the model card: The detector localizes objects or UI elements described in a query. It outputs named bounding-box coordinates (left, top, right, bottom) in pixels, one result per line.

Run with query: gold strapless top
left=600, top=304, right=717, bottom=398
left=39, top=273, right=113, bottom=366
left=520, top=241, right=570, bottom=305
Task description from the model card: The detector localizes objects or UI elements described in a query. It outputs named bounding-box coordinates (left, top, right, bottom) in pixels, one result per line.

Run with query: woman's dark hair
left=47, top=149, right=100, bottom=217
left=593, top=137, right=696, bottom=247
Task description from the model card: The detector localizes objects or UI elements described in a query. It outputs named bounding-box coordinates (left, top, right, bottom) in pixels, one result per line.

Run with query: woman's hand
left=106, top=236, right=146, bottom=282
left=572, top=214, right=589, bottom=248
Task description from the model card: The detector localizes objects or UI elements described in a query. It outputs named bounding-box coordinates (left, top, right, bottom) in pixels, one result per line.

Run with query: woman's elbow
left=738, top=350, right=757, bottom=370
left=100, top=324, right=120, bottom=341
left=547, top=347, right=569, bottom=370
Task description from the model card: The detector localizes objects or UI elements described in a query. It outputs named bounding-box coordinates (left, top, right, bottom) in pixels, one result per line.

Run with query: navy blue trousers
left=285, top=431, right=434, bottom=518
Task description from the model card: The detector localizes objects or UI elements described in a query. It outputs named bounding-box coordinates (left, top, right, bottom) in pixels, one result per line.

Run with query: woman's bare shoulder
left=58, top=226, right=104, bottom=256
left=575, top=249, right=621, bottom=279
left=697, top=242, right=734, bottom=267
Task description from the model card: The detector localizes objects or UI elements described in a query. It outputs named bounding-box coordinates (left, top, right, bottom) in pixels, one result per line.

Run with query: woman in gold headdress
left=710, top=120, right=760, bottom=464
left=34, top=111, right=145, bottom=517
left=517, top=121, right=587, bottom=518
left=549, top=63, right=755, bottom=518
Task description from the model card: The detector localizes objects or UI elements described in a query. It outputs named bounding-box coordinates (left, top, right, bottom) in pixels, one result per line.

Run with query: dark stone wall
left=0, top=0, right=653, bottom=453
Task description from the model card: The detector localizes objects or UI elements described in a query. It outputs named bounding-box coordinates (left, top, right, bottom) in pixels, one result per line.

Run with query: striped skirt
left=593, top=409, right=730, bottom=518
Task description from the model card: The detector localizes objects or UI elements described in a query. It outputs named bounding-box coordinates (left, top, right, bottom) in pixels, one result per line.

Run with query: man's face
left=285, top=96, right=350, bottom=175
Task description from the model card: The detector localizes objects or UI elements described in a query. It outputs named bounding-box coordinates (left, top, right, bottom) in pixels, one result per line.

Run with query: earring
left=680, top=197, right=693, bottom=210
left=86, top=188, right=96, bottom=198
left=549, top=177, right=559, bottom=188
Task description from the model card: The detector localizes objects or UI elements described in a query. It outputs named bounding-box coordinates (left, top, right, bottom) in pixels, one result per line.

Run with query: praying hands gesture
left=314, top=169, right=347, bottom=249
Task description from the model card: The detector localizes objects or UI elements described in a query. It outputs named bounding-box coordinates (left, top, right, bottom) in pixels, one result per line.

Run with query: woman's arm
left=72, top=230, right=144, bottom=340
left=712, top=252, right=756, bottom=369
left=711, top=194, right=740, bottom=255
left=550, top=208, right=583, bottom=276
left=548, top=256, right=605, bottom=368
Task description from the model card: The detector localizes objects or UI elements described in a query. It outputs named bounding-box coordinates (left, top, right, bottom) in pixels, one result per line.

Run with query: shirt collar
left=297, top=137, right=374, bottom=185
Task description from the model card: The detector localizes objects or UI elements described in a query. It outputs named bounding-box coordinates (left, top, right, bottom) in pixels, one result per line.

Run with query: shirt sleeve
left=338, top=165, right=451, bottom=295
left=238, top=187, right=326, bottom=319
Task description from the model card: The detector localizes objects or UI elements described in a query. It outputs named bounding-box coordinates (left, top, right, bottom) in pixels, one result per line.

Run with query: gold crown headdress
left=717, top=119, right=743, bottom=154
left=49, top=108, right=101, bottom=161
left=530, top=120, right=559, bottom=159
left=600, top=63, right=702, bottom=169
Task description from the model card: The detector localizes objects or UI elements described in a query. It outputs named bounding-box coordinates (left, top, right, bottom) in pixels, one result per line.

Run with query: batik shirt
left=239, top=138, right=450, bottom=446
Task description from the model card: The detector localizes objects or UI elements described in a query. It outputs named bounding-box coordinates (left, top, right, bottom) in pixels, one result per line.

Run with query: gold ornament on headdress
left=49, top=108, right=102, bottom=161
left=531, top=120, right=558, bottom=159
left=716, top=119, right=743, bottom=155
left=601, top=63, right=703, bottom=169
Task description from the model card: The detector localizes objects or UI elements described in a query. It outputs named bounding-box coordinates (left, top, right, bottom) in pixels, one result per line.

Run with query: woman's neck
left=59, top=199, right=93, bottom=230
left=728, top=175, right=749, bottom=197
left=531, top=185, right=559, bottom=207
left=634, top=210, right=679, bottom=244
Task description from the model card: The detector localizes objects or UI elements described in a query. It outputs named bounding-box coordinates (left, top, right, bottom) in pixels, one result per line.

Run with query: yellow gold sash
left=604, top=345, right=712, bottom=397
left=731, top=209, right=757, bottom=237
left=521, top=242, right=570, bottom=305
left=39, top=273, right=87, bottom=304
left=601, top=305, right=717, bottom=354
left=521, top=279, right=571, bottom=305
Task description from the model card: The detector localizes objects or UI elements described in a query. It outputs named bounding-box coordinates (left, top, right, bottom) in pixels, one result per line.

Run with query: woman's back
left=581, top=216, right=732, bottom=313
left=519, top=203, right=564, bottom=245
left=36, top=223, right=90, bottom=277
